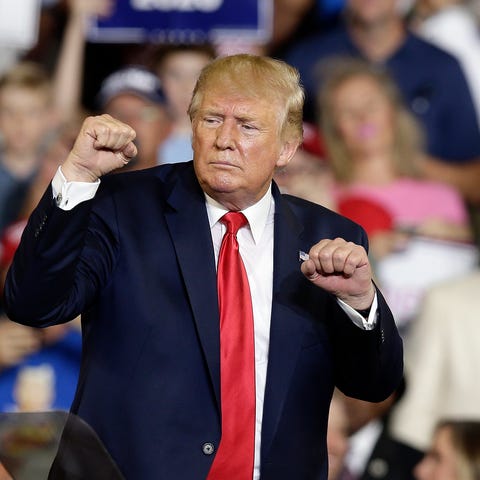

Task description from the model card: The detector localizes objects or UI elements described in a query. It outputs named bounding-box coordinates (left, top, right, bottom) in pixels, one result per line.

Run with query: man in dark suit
left=3, top=54, right=403, bottom=480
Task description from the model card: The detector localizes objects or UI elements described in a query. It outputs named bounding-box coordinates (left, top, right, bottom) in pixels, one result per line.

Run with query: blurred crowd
left=0, top=0, right=480, bottom=478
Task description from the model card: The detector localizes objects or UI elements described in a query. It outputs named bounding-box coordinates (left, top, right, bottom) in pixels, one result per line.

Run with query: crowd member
left=94, top=65, right=171, bottom=171
left=0, top=61, right=56, bottom=236
left=0, top=120, right=81, bottom=296
left=283, top=0, right=480, bottom=206
left=0, top=313, right=81, bottom=413
left=0, top=125, right=83, bottom=413
left=267, top=0, right=317, bottom=55
left=3, top=54, right=403, bottom=480
left=339, top=389, right=407, bottom=480
left=44, top=0, right=171, bottom=172
left=30, top=0, right=139, bottom=114
left=326, top=389, right=351, bottom=480
left=319, top=58, right=471, bottom=247
left=0, top=465, right=10, bottom=480
left=273, top=148, right=336, bottom=211
left=414, top=420, right=480, bottom=480
left=267, top=0, right=347, bottom=57
left=51, top=0, right=114, bottom=125
left=12, top=364, right=56, bottom=412
left=387, top=270, right=480, bottom=476
left=317, top=58, right=474, bottom=327
left=150, top=43, right=215, bottom=165
left=0, top=316, right=81, bottom=413
left=410, top=0, right=480, bottom=125
left=0, top=319, right=40, bottom=374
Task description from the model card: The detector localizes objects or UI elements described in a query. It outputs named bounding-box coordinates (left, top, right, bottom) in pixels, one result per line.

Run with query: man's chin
left=201, top=172, right=239, bottom=194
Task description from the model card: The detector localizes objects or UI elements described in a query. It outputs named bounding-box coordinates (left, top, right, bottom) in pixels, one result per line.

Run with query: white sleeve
left=51, top=166, right=100, bottom=210
left=337, top=293, right=378, bottom=330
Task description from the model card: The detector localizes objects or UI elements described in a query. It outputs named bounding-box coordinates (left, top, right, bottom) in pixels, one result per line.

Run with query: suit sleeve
left=328, top=281, right=403, bottom=402
left=3, top=184, right=119, bottom=327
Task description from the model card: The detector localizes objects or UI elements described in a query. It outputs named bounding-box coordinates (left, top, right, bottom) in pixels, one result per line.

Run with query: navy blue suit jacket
left=4, top=161, right=403, bottom=479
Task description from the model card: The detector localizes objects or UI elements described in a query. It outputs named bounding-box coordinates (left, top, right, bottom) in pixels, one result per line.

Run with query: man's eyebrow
left=199, top=109, right=257, bottom=124
left=235, top=114, right=257, bottom=123
left=200, top=109, right=222, bottom=116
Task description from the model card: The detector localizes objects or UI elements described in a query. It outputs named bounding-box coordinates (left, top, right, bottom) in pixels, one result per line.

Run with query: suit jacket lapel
left=162, top=164, right=221, bottom=409
left=261, top=185, right=310, bottom=459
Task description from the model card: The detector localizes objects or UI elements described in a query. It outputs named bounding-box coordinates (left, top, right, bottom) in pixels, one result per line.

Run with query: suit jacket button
left=368, top=457, right=389, bottom=478
left=202, top=442, right=215, bottom=455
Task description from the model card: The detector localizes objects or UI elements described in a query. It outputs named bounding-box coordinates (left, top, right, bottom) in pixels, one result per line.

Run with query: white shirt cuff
left=337, top=293, right=378, bottom=331
left=51, top=166, right=100, bottom=210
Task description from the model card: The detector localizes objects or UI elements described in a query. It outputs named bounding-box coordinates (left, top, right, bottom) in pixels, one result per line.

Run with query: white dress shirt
left=52, top=166, right=377, bottom=480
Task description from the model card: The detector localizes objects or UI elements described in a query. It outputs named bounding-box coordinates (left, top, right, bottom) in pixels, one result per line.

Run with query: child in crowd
left=0, top=124, right=82, bottom=414
left=0, top=62, right=55, bottom=236
left=150, top=44, right=215, bottom=165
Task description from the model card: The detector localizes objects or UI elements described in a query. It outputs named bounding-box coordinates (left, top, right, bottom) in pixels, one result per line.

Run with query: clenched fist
left=61, top=114, right=138, bottom=182
left=301, top=237, right=375, bottom=310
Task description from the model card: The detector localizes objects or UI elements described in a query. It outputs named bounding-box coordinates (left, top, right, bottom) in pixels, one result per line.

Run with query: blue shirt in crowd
left=284, top=26, right=480, bottom=163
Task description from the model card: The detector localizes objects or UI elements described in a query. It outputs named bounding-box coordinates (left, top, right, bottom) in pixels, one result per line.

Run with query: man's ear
left=276, top=140, right=300, bottom=168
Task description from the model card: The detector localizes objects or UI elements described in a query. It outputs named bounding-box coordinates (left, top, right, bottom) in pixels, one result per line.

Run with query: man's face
left=192, top=86, right=297, bottom=210
left=347, top=0, right=398, bottom=25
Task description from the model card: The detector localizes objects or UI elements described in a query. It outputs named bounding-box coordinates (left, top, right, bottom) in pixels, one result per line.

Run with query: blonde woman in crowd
left=318, top=57, right=472, bottom=257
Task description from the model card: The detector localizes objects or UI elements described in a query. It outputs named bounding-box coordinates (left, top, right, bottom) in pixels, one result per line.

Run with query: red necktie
left=207, top=212, right=256, bottom=480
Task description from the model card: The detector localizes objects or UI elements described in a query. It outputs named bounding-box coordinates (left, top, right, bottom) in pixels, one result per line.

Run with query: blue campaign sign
left=87, top=0, right=272, bottom=44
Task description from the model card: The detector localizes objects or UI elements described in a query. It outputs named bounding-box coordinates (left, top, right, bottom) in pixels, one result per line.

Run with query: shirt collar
left=205, top=187, right=273, bottom=245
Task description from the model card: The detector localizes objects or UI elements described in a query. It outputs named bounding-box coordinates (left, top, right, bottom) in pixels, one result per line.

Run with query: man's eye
left=204, top=117, right=220, bottom=124
left=242, top=124, right=257, bottom=131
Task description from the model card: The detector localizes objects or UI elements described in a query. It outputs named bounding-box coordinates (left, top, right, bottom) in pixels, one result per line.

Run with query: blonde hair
left=318, top=58, right=424, bottom=183
left=0, top=61, right=51, bottom=101
left=188, top=54, right=304, bottom=144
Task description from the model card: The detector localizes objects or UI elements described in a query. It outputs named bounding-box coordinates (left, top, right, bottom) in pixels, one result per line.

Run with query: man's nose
left=215, top=121, right=236, bottom=149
